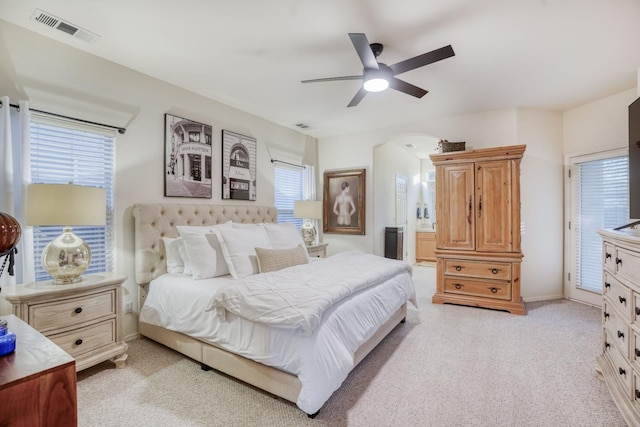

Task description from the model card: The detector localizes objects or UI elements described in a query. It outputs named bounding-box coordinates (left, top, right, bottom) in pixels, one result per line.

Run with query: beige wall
left=0, top=21, right=314, bottom=340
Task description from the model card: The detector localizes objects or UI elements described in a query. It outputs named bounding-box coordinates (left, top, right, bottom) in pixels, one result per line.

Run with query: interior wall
left=0, top=21, right=314, bottom=340
left=319, top=107, right=566, bottom=303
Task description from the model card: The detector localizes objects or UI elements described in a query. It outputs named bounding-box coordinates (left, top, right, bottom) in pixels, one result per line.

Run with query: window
left=30, top=114, right=115, bottom=281
left=274, top=166, right=303, bottom=228
left=571, top=153, right=628, bottom=294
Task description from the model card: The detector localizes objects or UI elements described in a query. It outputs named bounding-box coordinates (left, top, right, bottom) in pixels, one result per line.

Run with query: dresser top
left=1, top=272, right=126, bottom=301
left=0, top=315, right=74, bottom=388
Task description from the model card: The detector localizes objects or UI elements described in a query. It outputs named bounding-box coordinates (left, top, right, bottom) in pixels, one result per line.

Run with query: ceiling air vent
left=295, top=123, right=312, bottom=130
left=29, top=9, right=100, bottom=44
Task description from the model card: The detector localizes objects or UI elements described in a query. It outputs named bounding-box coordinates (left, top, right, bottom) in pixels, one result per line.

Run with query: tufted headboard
left=132, top=203, right=278, bottom=285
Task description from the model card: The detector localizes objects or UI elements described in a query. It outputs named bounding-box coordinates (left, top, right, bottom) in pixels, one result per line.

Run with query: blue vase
left=0, top=319, right=16, bottom=357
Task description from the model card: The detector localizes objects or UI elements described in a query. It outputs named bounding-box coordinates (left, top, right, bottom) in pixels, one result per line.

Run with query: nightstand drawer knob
left=75, top=339, right=83, bottom=346
left=75, top=307, right=83, bottom=314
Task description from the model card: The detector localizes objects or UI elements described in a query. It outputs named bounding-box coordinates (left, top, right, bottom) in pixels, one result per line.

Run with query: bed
left=133, top=203, right=415, bottom=416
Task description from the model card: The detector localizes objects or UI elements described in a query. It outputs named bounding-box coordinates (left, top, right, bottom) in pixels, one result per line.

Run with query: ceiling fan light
left=364, top=77, right=389, bottom=92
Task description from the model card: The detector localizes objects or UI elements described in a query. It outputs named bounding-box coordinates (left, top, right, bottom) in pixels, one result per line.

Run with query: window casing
left=30, top=114, right=115, bottom=281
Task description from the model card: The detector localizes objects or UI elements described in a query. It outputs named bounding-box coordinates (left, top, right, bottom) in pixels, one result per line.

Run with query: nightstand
left=1, top=272, right=128, bottom=371
left=306, top=243, right=328, bottom=258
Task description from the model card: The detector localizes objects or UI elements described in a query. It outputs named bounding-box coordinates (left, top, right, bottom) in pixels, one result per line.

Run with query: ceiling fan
left=301, top=33, right=455, bottom=107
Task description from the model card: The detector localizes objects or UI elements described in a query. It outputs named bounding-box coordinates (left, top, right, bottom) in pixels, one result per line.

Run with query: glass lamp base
left=301, top=221, right=317, bottom=246
left=42, top=226, right=91, bottom=285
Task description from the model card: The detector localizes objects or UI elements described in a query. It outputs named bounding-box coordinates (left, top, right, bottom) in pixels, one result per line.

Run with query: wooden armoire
left=430, top=144, right=526, bottom=315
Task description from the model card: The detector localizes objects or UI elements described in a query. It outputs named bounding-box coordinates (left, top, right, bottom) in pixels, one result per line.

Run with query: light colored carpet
left=77, top=266, right=627, bottom=426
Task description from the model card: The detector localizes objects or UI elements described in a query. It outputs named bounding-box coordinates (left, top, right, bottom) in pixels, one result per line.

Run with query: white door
left=565, top=148, right=628, bottom=306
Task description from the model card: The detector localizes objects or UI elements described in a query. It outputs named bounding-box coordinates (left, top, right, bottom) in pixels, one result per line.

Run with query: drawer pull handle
left=455, top=265, right=463, bottom=271
left=605, top=252, right=612, bottom=259
left=604, top=282, right=611, bottom=289
left=636, top=307, right=640, bottom=316
left=488, top=287, right=499, bottom=293
left=635, top=348, right=640, bottom=358
left=604, top=312, right=610, bottom=319
left=489, top=268, right=500, bottom=274
left=619, top=296, right=627, bottom=304
left=619, top=367, right=626, bottom=376
left=75, top=339, right=83, bottom=346
left=605, top=342, right=610, bottom=349
left=636, top=390, right=640, bottom=399
left=618, top=330, right=625, bottom=339
left=75, top=307, right=83, bottom=314
left=616, top=257, right=622, bottom=265
left=454, top=284, right=463, bottom=289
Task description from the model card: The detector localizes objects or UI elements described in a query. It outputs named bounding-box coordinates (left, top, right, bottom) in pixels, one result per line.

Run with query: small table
left=306, top=243, right=328, bottom=258
left=0, top=314, right=77, bottom=426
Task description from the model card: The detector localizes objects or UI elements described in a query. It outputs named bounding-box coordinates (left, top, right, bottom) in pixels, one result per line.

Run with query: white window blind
left=573, top=155, right=628, bottom=292
left=30, top=114, right=115, bottom=281
left=274, top=166, right=303, bottom=228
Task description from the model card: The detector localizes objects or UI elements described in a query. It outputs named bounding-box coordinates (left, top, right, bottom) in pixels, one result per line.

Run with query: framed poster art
left=221, top=130, right=257, bottom=201
left=164, top=113, right=213, bottom=198
left=323, top=168, right=366, bottom=235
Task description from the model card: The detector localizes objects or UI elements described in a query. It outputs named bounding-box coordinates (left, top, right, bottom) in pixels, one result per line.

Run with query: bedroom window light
left=29, top=113, right=115, bottom=282
left=274, top=166, right=303, bottom=228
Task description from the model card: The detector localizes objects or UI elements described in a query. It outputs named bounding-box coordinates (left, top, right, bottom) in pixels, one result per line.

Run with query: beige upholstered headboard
left=132, top=203, right=278, bottom=285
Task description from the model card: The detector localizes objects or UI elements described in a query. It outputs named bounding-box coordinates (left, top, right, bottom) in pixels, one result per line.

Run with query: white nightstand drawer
left=50, top=319, right=115, bottom=358
left=29, top=291, right=115, bottom=333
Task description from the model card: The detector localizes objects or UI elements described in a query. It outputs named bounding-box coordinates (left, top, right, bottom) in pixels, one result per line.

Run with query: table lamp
left=26, top=183, right=106, bottom=284
left=293, top=200, right=322, bottom=246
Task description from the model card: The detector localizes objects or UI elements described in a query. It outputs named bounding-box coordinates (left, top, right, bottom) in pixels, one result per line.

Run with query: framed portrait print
left=164, top=114, right=213, bottom=198
left=221, top=130, right=257, bottom=201
left=323, top=168, right=366, bottom=235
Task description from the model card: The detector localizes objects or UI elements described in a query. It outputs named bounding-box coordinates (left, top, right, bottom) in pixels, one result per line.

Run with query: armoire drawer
left=443, top=277, right=511, bottom=300
left=28, top=290, right=115, bottom=333
left=443, top=259, right=511, bottom=280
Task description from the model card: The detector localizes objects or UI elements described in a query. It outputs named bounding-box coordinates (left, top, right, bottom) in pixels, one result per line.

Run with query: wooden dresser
left=0, top=314, right=77, bottom=426
left=596, top=228, right=640, bottom=425
left=430, top=145, right=525, bottom=315
left=1, top=273, right=128, bottom=371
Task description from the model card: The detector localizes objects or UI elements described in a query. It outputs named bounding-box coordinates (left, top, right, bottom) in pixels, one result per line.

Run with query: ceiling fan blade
left=389, top=77, right=428, bottom=98
left=347, top=87, right=368, bottom=107
left=389, top=45, right=455, bottom=76
left=301, top=75, right=362, bottom=84
left=348, top=33, right=379, bottom=70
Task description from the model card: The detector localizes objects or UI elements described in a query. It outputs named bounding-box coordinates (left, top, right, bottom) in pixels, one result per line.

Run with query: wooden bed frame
left=132, top=203, right=407, bottom=415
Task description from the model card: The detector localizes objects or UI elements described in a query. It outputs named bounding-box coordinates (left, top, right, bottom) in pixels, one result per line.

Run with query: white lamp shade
left=26, top=184, right=106, bottom=226
left=293, top=200, right=322, bottom=219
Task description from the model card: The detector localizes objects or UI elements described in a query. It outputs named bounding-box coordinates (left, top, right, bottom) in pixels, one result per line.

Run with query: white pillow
left=214, top=226, right=272, bottom=278
left=162, top=237, right=185, bottom=274
left=177, top=244, right=192, bottom=276
left=261, top=223, right=308, bottom=252
left=177, top=222, right=233, bottom=279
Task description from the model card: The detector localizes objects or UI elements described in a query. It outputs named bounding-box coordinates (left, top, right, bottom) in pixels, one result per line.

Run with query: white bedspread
left=139, top=253, right=415, bottom=415
left=208, top=251, right=413, bottom=335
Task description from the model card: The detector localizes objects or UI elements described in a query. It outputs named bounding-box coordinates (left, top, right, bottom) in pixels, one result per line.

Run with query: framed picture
left=323, top=168, right=366, bottom=234
left=164, top=114, right=213, bottom=198
left=221, top=130, right=257, bottom=200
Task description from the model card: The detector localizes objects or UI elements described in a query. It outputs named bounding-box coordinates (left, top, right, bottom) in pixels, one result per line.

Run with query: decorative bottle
left=0, top=319, right=16, bottom=357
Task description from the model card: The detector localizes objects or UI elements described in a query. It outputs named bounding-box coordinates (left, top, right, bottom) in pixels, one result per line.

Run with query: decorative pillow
left=214, top=226, right=272, bottom=278
left=177, top=222, right=233, bottom=279
left=255, top=245, right=309, bottom=273
left=261, top=222, right=308, bottom=252
left=162, top=237, right=184, bottom=274
left=177, top=244, right=192, bottom=276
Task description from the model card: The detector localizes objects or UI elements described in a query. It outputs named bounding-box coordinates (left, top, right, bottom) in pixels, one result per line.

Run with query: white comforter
left=208, top=251, right=413, bottom=335
left=140, top=253, right=415, bottom=415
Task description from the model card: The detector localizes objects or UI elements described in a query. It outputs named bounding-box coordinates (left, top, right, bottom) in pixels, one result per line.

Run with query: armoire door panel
left=437, top=163, right=474, bottom=250
left=476, top=160, right=513, bottom=252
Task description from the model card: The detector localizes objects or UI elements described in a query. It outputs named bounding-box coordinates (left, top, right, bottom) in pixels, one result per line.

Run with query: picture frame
left=323, top=168, right=366, bottom=235
left=221, top=130, right=257, bottom=200
left=164, top=113, right=213, bottom=198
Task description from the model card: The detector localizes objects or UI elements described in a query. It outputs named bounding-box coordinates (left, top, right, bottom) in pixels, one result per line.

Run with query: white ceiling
left=1, top=0, right=640, bottom=145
